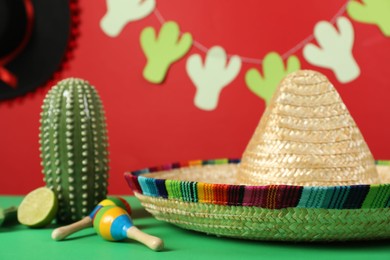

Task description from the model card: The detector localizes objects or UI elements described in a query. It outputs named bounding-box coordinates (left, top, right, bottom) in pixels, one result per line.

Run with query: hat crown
left=238, top=70, right=379, bottom=186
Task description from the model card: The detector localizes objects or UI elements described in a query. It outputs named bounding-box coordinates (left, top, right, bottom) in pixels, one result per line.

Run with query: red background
left=1, top=0, right=390, bottom=195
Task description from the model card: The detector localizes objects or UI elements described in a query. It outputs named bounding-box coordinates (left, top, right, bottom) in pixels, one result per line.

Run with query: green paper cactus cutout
left=39, top=78, right=109, bottom=223
left=245, top=52, right=300, bottom=105
left=347, top=0, right=390, bottom=36
left=141, top=21, right=193, bottom=84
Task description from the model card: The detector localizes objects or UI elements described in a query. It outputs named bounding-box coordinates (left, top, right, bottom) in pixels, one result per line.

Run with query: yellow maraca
left=92, top=205, right=164, bottom=251
left=52, top=196, right=131, bottom=241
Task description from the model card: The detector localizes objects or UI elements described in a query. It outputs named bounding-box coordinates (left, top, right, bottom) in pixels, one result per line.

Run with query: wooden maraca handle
left=126, top=226, right=164, bottom=251
left=51, top=216, right=92, bottom=241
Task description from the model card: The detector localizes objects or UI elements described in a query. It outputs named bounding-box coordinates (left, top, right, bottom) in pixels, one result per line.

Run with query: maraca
left=52, top=196, right=131, bottom=241
left=92, top=205, right=164, bottom=251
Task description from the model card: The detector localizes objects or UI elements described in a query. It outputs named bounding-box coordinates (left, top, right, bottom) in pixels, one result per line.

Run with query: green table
left=0, top=196, right=389, bottom=260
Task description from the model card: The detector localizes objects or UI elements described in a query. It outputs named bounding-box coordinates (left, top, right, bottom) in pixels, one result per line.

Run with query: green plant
left=40, top=78, right=109, bottom=223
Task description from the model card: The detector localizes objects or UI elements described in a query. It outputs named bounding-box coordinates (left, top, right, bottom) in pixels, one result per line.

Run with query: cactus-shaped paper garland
left=97, top=1, right=389, bottom=109
left=303, top=17, right=360, bottom=83
left=186, top=46, right=242, bottom=111
left=100, top=0, right=156, bottom=37
left=347, top=0, right=390, bottom=37
left=245, top=52, right=300, bottom=105
left=40, top=78, right=109, bottom=223
left=141, top=21, right=193, bottom=84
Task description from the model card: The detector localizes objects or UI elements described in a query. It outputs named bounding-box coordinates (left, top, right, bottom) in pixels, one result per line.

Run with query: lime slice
left=0, top=209, right=4, bottom=226
left=0, top=206, right=18, bottom=226
left=17, top=187, right=58, bottom=228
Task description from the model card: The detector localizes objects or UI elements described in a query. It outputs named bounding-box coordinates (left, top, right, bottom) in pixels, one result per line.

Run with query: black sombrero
left=0, top=0, right=78, bottom=100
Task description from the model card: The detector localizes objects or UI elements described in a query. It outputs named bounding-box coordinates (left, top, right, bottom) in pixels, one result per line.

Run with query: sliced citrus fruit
left=17, top=187, right=58, bottom=228
left=0, top=206, right=18, bottom=226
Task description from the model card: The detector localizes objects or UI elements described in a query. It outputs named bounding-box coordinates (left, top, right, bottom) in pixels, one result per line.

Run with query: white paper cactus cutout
left=186, top=46, right=242, bottom=111
left=303, top=16, right=360, bottom=83
left=100, top=0, right=156, bottom=37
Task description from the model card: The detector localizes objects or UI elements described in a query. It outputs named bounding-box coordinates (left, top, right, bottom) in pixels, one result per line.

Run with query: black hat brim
left=0, top=0, right=72, bottom=100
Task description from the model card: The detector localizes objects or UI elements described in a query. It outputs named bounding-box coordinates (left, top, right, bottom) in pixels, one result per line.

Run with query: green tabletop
left=0, top=196, right=389, bottom=260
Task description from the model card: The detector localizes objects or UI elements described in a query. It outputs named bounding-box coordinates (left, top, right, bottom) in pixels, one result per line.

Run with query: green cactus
left=140, top=21, right=193, bottom=84
left=39, top=78, right=109, bottom=223
left=245, top=52, right=300, bottom=105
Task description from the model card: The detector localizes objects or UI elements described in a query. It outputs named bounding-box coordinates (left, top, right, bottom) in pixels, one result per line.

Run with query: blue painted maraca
left=92, top=205, right=164, bottom=251
left=52, top=196, right=131, bottom=241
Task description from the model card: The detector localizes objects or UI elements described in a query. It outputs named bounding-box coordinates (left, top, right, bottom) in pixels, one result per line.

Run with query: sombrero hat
left=0, top=0, right=78, bottom=100
left=125, top=70, right=390, bottom=241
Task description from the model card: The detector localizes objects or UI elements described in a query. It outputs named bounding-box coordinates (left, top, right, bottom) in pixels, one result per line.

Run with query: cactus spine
left=39, top=78, right=109, bottom=223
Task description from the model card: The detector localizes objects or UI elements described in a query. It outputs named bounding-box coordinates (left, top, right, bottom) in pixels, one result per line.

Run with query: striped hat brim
left=124, top=159, right=390, bottom=241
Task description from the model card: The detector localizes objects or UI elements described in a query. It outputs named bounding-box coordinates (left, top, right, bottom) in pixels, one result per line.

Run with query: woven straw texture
left=126, top=161, right=390, bottom=240
left=125, top=70, right=390, bottom=241
left=238, top=70, right=378, bottom=186
left=135, top=192, right=390, bottom=241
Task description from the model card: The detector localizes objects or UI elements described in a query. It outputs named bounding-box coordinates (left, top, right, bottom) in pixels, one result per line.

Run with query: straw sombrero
left=125, top=70, right=390, bottom=241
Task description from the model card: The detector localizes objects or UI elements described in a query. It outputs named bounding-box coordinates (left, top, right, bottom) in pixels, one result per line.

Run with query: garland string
left=152, top=1, right=349, bottom=64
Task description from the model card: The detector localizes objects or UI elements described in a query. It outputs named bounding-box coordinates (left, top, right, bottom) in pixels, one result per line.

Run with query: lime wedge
left=0, top=209, right=4, bottom=226
left=17, top=187, right=58, bottom=228
left=0, top=206, right=18, bottom=226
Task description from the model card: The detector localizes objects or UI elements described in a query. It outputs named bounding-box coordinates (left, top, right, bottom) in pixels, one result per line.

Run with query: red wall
left=1, top=0, right=390, bottom=195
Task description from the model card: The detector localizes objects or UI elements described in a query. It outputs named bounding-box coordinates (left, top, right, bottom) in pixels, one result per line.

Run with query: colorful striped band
left=93, top=205, right=132, bottom=241
left=89, top=204, right=103, bottom=219
left=124, top=159, right=390, bottom=210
